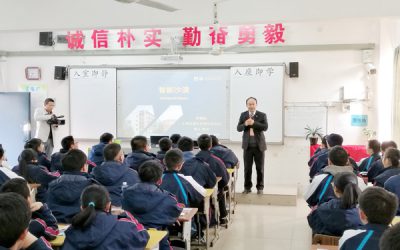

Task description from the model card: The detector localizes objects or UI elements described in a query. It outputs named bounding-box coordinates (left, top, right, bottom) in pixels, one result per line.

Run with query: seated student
left=124, top=136, right=158, bottom=171
left=24, top=138, right=51, bottom=171
left=47, top=149, right=97, bottom=223
left=368, top=141, right=398, bottom=182
left=122, top=160, right=183, bottom=250
left=308, top=172, right=363, bottom=236
left=88, top=132, right=114, bottom=168
left=0, top=193, right=52, bottom=250
left=63, top=184, right=149, bottom=250
left=161, top=149, right=205, bottom=207
left=0, top=178, right=59, bottom=241
left=50, top=135, right=78, bottom=173
left=0, top=147, right=21, bottom=186
left=308, top=136, right=328, bottom=167
left=374, top=148, right=400, bottom=187
left=14, top=149, right=59, bottom=203
left=196, top=134, right=229, bottom=224
left=156, top=137, right=172, bottom=162
left=379, top=221, right=400, bottom=250
left=170, top=133, right=181, bottom=149
left=210, top=135, right=239, bottom=169
left=304, top=146, right=367, bottom=207
left=340, top=187, right=398, bottom=250
left=92, top=143, right=140, bottom=207
left=178, top=136, right=217, bottom=188
left=358, top=139, right=381, bottom=172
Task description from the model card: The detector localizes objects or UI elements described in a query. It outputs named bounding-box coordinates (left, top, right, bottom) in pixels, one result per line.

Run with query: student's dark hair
left=381, top=141, right=398, bottom=153
left=62, top=149, right=87, bottom=172
left=159, top=138, right=172, bottom=152
left=100, top=133, right=113, bottom=143
left=198, top=134, right=212, bottom=151
left=44, top=98, right=55, bottom=105
left=138, top=160, right=163, bottom=183
left=384, top=148, right=400, bottom=167
left=177, top=136, right=194, bottom=152
left=380, top=222, right=400, bottom=250
left=18, top=149, right=38, bottom=183
left=328, top=146, right=349, bottom=166
left=0, top=193, right=31, bottom=248
left=0, top=178, right=30, bottom=199
left=0, top=146, right=4, bottom=159
left=103, top=143, right=121, bottom=161
left=24, top=138, right=42, bottom=152
left=164, top=149, right=183, bottom=170
left=321, top=136, right=328, bottom=148
left=368, top=139, right=381, bottom=154
left=333, top=172, right=360, bottom=209
left=359, top=187, right=398, bottom=225
left=170, top=134, right=181, bottom=144
left=210, top=135, right=219, bottom=147
left=71, top=185, right=110, bottom=229
left=246, top=97, right=257, bottom=104
left=61, top=135, right=75, bottom=151
left=130, top=136, right=147, bottom=151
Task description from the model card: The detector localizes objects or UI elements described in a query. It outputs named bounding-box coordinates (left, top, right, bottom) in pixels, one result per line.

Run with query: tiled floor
left=212, top=199, right=312, bottom=250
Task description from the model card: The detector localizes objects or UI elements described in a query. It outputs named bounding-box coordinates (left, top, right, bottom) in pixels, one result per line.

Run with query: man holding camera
left=34, top=98, right=60, bottom=156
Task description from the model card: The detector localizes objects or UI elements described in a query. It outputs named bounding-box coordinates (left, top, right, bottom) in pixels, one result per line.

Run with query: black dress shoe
left=242, top=189, right=251, bottom=194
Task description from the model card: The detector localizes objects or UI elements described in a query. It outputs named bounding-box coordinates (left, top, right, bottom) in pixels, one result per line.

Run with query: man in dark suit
left=237, top=97, right=268, bottom=194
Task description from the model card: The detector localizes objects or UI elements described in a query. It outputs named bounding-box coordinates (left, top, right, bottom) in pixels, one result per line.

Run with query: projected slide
left=117, top=69, right=229, bottom=139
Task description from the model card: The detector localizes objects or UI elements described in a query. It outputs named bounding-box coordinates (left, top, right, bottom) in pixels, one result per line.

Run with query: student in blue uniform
left=340, top=187, right=398, bottom=250
left=307, top=172, right=362, bottom=236
left=156, top=137, right=172, bottom=162
left=47, top=149, right=97, bottom=223
left=304, top=146, right=367, bottom=207
left=170, top=133, right=181, bottom=148
left=63, top=184, right=149, bottom=250
left=379, top=222, right=400, bottom=250
left=88, top=132, right=114, bottom=170
left=210, top=135, right=239, bottom=169
left=0, top=193, right=52, bottom=250
left=24, top=138, right=51, bottom=171
left=0, top=178, right=59, bottom=241
left=358, top=139, right=381, bottom=172
left=161, top=149, right=204, bottom=207
left=367, top=140, right=397, bottom=182
left=92, top=143, right=140, bottom=207
left=122, top=160, right=183, bottom=250
left=178, top=136, right=217, bottom=188
left=124, top=136, right=158, bottom=171
left=308, top=136, right=328, bottom=167
left=374, top=148, right=400, bottom=187
left=14, top=149, right=59, bottom=202
left=50, top=135, right=78, bottom=173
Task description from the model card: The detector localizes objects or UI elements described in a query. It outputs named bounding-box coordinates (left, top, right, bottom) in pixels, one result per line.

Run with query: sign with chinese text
left=351, top=115, right=368, bottom=127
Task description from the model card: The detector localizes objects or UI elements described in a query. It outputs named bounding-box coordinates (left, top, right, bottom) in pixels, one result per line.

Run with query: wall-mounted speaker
left=54, top=66, right=67, bottom=80
left=289, top=62, right=299, bottom=78
left=39, top=32, right=53, bottom=46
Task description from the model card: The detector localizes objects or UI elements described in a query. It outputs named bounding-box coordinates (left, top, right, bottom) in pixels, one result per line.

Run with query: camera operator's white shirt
left=34, top=107, right=54, bottom=142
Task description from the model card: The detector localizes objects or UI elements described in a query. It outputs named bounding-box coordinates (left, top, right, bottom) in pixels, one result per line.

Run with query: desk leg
left=205, top=196, right=210, bottom=250
left=182, top=220, right=191, bottom=250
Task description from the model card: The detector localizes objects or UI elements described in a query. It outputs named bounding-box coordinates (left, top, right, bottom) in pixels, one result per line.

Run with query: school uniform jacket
left=88, top=142, right=107, bottom=167
left=196, top=150, right=229, bottom=190
left=384, top=174, right=400, bottom=215
left=309, top=150, right=329, bottom=179
left=38, top=152, right=52, bottom=171
left=62, top=211, right=149, bottom=250
left=50, top=149, right=68, bottom=173
left=156, top=150, right=167, bottom=162
left=339, top=223, right=389, bottom=250
left=92, top=161, right=140, bottom=207
left=358, top=153, right=381, bottom=172
left=307, top=198, right=363, bottom=236
left=47, top=171, right=97, bottom=223
left=0, top=166, right=22, bottom=186
left=374, top=166, right=400, bottom=187
left=29, top=203, right=59, bottom=241
left=308, top=148, right=328, bottom=167
left=367, top=160, right=384, bottom=183
left=180, top=155, right=217, bottom=188
left=124, top=150, right=158, bottom=171
left=161, top=170, right=204, bottom=207
left=26, top=237, right=53, bottom=250
left=210, top=144, right=239, bottom=168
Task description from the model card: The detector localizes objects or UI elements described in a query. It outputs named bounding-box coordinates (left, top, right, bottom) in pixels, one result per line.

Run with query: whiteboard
left=70, top=68, right=117, bottom=139
left=284, top=106, right=327, bottom=137
left=229, top=65, right=284, bottom=143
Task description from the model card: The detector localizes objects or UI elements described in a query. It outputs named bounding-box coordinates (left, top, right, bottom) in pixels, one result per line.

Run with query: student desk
left=226, top=167, right=237, bottom=223
left=49, top=224, right=69, bottom=249
left=178, top=207, right=198, bottom=250
left=197, top=187, right=219, bottom=249
left=146, top=229, right=168, bottom=250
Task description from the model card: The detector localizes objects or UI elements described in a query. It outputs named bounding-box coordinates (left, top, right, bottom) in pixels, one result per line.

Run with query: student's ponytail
left=333, top=172, right=361, bottom=209
left=71, top=185, right=110, bottom=229
left=18, top=149, right=38, bottom=183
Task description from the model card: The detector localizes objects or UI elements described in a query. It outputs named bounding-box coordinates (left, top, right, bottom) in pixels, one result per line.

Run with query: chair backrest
left=312, top=234, right=340, bottom=246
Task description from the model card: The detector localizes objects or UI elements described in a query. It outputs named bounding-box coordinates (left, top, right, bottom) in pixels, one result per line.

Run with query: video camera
left=47, top=115, right=65, bottom=125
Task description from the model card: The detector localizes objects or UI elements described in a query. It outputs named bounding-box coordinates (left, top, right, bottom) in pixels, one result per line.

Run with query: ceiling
left=0, top=0, right=400, bottom=31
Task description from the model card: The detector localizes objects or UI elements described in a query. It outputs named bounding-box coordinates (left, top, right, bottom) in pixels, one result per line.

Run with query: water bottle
left=121, top=182, right=128, bottom=193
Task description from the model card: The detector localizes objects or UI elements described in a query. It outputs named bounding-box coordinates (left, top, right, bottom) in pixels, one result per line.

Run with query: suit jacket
left=34, top=108, right=54, bottom=142
left=237, top=110, right=268, bottom=151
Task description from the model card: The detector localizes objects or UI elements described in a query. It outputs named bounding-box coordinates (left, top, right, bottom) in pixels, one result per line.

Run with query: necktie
left=250, top=112, right=255, bottom=136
